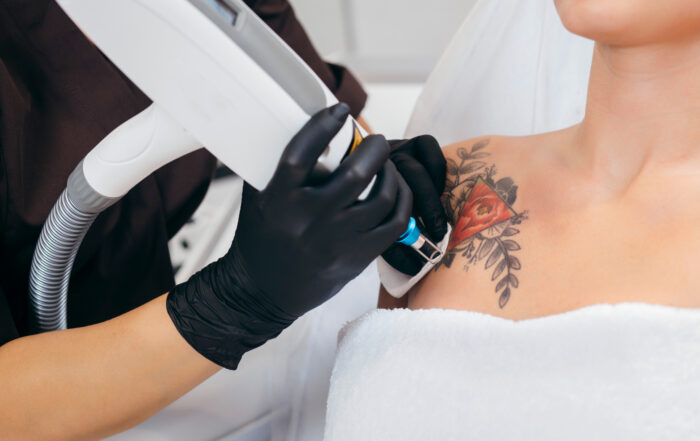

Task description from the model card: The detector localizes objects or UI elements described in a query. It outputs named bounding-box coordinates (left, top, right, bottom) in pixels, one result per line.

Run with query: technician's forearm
left=0, top=294, right=220, bottom=441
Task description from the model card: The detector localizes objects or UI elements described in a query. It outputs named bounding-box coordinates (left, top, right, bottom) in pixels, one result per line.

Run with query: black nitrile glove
left=167, top=103, right=412, bottom=369
left=381, top=135, right=447, bottom=276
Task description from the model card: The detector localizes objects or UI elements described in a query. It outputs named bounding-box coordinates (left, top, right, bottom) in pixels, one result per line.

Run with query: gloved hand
left=381, top=135, right=448, bottom=276
left=167, top=103, right=412, bottom=369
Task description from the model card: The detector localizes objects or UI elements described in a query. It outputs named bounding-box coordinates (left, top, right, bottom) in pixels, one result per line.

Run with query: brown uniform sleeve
left=0, top=2, right=216, bottom=336
left=244, top=0, right=368, bottom=117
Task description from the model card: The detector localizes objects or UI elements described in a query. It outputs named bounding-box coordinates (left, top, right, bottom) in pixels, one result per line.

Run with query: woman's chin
left=555, top=0, right=638, bottom=44
left=555, top=0, right=700, bottom=46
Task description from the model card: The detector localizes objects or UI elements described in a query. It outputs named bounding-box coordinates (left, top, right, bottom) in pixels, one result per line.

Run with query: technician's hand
left=382, top=135, right=448, bottom=275
left=167, top=103, right=412, bottom=369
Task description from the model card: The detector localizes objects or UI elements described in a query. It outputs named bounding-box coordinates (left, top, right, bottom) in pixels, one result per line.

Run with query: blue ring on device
left=397, top=217, right=421, bottom=246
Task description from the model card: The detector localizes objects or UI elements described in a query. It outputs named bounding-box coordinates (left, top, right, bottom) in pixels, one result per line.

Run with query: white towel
left=324, top=304, right=700, bottom=441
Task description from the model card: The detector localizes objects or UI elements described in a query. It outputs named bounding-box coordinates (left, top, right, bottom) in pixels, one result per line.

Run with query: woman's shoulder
left=441, top=131, right=565, bottom=169
left=440, top=132, right=560, bottom=208
left=440, top=130, right=573, bottom=205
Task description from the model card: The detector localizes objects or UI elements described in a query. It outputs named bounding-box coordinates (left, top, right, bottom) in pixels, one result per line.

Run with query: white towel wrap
left=324, top=303, right=700, bottom=440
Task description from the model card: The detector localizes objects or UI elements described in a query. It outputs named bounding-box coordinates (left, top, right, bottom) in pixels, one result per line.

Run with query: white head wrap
left=406, top=0, right=594, bottom=144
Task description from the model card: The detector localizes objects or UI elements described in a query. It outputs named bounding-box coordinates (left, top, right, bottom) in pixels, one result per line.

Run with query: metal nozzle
left=409, top=233, right=443, bottom=265
left=396, top=217, right=444, bottom=265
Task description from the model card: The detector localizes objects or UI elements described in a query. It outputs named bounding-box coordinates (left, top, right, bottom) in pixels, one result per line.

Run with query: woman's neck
left=575, top=38, right=700, bottom=191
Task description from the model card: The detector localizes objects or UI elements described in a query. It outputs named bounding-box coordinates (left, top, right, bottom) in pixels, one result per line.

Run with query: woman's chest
left=409, top=208, right=700, bottom=319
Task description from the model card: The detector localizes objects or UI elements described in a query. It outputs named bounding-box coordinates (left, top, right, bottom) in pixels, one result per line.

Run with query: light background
left=291, top=0, right=477, bottom=82
left=290, top=0, right=479, bottom=137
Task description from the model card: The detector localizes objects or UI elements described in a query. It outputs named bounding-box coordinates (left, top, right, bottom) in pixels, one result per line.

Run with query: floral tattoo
left=438, top=139, right=528, bottom=308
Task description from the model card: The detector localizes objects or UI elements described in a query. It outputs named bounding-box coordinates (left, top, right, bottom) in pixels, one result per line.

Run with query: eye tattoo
left=438, top=139, right=528, bottom=309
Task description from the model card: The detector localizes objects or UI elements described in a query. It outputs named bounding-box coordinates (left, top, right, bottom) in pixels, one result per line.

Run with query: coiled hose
left=28, top=103, right=185, bottom=332
left=28, top=190, right=98, bottom=332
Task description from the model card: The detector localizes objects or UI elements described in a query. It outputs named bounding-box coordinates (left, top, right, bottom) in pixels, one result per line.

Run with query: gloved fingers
left=364, top=174, right=413, bottom=256
left=268, top=103, right=350, bottom=191
left=381, top=245, right=424, bottom=276
left=317, top=134, right=390, bottom=209
left=410, top=135, right=447, bottom=194
left=388, top=138, right=409, bottom=151
left=241, top=181, right=259, bottom=200
left=393, top=153, right=448, bottom=242
left=338, top=161, right=400, bottom=231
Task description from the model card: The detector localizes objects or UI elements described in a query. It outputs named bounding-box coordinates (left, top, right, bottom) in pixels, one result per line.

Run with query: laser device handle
left=82, top=105, right=199, bottom=198
left=58, top=0, right=358, bottom=193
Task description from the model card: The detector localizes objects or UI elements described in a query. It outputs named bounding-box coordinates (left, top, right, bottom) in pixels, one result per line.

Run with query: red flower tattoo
left=448, top=177, right=516, bottom=250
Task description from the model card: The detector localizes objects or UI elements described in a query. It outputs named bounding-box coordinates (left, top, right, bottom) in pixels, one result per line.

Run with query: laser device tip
left=397, top=217, right=444, bottom=265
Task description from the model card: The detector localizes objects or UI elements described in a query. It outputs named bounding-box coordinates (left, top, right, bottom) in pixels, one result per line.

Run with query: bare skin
left=382, top=1, right=700, bottom=320
left=0, top=295, right=220, bottom=441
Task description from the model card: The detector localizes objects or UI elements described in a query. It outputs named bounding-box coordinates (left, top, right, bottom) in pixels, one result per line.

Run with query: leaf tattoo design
left=438, top=139, right=528, bottom=309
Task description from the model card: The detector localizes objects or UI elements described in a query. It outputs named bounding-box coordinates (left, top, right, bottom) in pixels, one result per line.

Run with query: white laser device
left=56, top=0, right=363, bottom=196
left=29, top=0, right=441, bottom=332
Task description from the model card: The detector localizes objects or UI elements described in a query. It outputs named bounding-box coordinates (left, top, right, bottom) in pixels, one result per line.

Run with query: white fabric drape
left=405, top=0, right=594, bottom=145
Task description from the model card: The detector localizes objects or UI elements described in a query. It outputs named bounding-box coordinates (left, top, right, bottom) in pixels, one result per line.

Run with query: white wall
left=290, top=0, right=478, bottom=82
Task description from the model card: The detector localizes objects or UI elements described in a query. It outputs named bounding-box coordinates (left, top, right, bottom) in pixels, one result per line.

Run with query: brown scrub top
left=0, top=0, right=367, bottom=345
